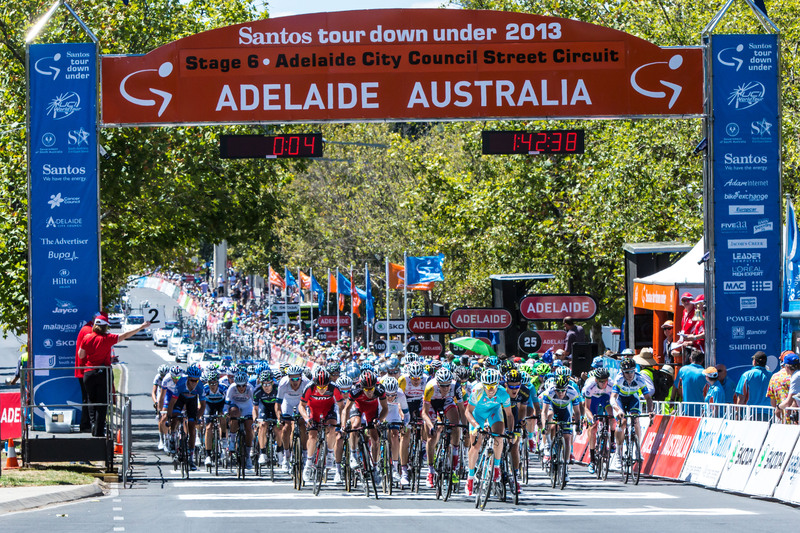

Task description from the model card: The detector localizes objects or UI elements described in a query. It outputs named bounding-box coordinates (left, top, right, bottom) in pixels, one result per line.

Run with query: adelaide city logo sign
left=519, top=294, right=597, bottom=321
left=450, top=308, right=512, bottom=330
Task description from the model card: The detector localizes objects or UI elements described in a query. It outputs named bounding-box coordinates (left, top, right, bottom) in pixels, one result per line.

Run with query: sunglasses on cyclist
left=290, top=376, right=301, bottom=381
left=364, top=387, right=375, bottom=392
left=484, top=384, right=497, bottom=391
left=622, top=369, right=635, bottom=374
left=187, top=378, right=199, bottom=383
left=554, top=388, right=567, bottom=393
left=507, top=384, right=521, bottom=390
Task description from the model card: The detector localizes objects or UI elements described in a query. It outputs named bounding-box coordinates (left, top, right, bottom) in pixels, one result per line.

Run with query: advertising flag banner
left=773, top=431, right=800, bottom=505
left=406, top=254, right=445, bottom=285
left=268, top=266, right=285, bottom=288
left=311, top=274, right=325, bottom=311
left=328, top=272, right=337, bottom=293
left=388, top=262, right=433, bottom=290
left=337, top=272, right=351, bottom=296
left=715, top=420, right=770, bottom=492
left=284, top=267, right=297, bottom=287
left=365, top=267, right=375, bottom=322
left=710, top=34, right=781, bottom=378
left=101, top=10, right=703, bottom=126
left=299, top=270, right=312, bottom=289
left=28, top=43, right=100, bottom=428
left=743, top=423, right=800, bottom=498
left=640, top=415, right=674, bottom=476
left=651, top=416, right=701, bottom=479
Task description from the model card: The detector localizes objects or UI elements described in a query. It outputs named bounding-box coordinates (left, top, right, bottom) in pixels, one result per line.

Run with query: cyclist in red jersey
left=341, top=370, right=388, bottom=472
left=299, top=369, right=344, bottom=483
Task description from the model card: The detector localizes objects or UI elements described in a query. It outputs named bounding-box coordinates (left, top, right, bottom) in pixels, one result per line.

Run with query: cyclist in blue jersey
left=202, top=369, right=228, bottom=467
left=610, top=358, right=654, bottom=469
left=582, top=367, right=614, bottom=474
left=167, top=365, right=206, bottom=471
left=541, top=374, right=583, bottom=482
left=464, top=369, right=514, bottom=497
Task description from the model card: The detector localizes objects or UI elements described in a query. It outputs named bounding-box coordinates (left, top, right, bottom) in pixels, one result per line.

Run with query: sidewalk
left=0, top=478, right=106, bottom=514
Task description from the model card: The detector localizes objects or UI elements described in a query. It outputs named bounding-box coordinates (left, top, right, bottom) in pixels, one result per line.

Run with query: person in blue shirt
left=734, top=351, right=772, bottom=407
left=716, top=364, right=735, bottom=404
left=675, top=349, right=706, bottom=415
left=703, top=366, right=725, bottom=417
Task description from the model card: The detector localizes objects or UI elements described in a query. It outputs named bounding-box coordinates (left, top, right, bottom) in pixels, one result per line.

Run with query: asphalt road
left=1, top=287, right=799, bottom=531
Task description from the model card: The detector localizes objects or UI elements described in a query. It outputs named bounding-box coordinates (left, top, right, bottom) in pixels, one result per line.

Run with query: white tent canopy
left=634, top=239, right=704, bottom=287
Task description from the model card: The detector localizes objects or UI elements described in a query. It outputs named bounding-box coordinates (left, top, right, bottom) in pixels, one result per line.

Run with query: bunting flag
left=268, top=266, right=285, bottom=288
left=285, top=267, right=297, bottom=288
left=351, top=273, right=361, bottom=317
left=784, top=197, right=800, bottom=307
left=311, top=274, right=325, bottom=312
left=337, top=271, right=352, bottom=296
left=299, top=270, right=312, bottom=290
left=406, top=253, right=445, bottom=285
left=338, top=293, right=345, bottom=311
left=365, top=267, right=375, bottom=322
left=329, top=272, right=337, bottom=294
left=388, top=262, right=434, bottom=290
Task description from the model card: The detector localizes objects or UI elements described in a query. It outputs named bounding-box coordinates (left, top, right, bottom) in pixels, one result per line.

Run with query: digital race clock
left=220, top=133, right=323, bottom=159
left=481, top=130, right=585, bottom=155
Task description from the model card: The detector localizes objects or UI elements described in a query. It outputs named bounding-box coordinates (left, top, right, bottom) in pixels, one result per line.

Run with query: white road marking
left=176, top=491, right=677, bottom=501
left=114, top=516, right=125, bottom=521
left=113, top=528, right=125, bottom=532
left=113, top=498, right=122, bottom=502
left=113, top=507, right=123, bottom=511
left=185, top=507, right=755, bottom=518
left=153, top=349, right=173, bottom=362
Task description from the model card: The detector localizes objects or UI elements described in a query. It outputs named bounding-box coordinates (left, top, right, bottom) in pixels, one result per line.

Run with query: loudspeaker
left=572, top=342, right=598, bottom=377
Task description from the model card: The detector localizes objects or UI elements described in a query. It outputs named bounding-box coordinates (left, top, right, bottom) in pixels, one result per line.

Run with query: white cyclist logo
left=717, top=44, right=745, bottom=71
left=120, top=61, right=174, bottom=117
left=630, top=54, right=684, bottom=110
left=35, top=53, right=62, bottom=79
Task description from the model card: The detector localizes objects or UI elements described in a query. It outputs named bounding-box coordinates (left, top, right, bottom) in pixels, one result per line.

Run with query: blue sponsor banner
left=28, top=43, right=99, bottom=428
left=711, top=34, right=780, bottom=379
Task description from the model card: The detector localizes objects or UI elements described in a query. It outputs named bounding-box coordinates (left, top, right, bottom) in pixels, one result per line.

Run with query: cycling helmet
left=327, top=361, right=341, bottom=375
left=206, top=370, right=220, bottom=382
left=440, top=361, right=451, bottom=371
left=378, top=363, right=388, bottom=374
left=280, top=362, right=290, bottom=374
left=170, top=365, right=183, bottom=377
left=620, top=357, right=636, bottom=371
left=481, top=369, right=501, bottom=385
left=314, top=369, right=331, bottom=387
left=383, top=377, right=399, bottom=394
left=404, top=353, right=419, bottom=363
left=303, top=367, right=313, bottom=379
left=186, top=365, right=202, bottom=379
left=500, top=359, right=515, bottom=373
left=536, top=363, right=551, bottom=376
left=259, top=369, right=273, bottom=383
left=556, top=366, right=571, bottom=377
left=336, top=376, right=353, bottom=391
left=430, top=359, right=443, bottom=371
left=360, top=362, right=374, bottom=373
left=486, top=355, right=499, bottom=367
left=520, top=373, right=532, bottom=388
left=405, top=361, right=424, bottom=379
left=157, top=364, right=169, bottom=377
left=360, top=370, right=378, bottom=389
left=591, top=356, right=605, bottom=369
left=594, top=368, right=611, bottom=380
left=435, top=368, right=453, bottom=385
left=454, top=366, right=469, bottom=381
left=234, top=371, right=248, bottom=386
left=505, top=369, right=522, bottom=383
left=236, top=362, right=248, bottom=373
left=387, top=356, right=399, bottom=369
left=541, top=349, right=554, bottom=365
left=287, top=364, right=303, bottom=376
left=554, top=375, right=570, bottom=390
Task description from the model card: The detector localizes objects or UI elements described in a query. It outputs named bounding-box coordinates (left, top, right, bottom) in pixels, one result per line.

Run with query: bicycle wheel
left=359, top=437, right=373, bottom=498
left=343, top=438, right=353, bottom=493
left=558, top=436, right=568, bottom=490
left=180, top=432, right=189, bottom=479
left=383, top=436, right=393, bottom=496
left=292, top=433, right=303, bottom=490
left=312, top=436, right=327, bottom=496
left=253, top=433, right=261, bottom=477
left=622, top=433, right=631, bottom=484
left=478, top=451, right=493, bottom=511
left=412, top=432, right=423, bottom=493
left=498, top=452, right=508, bottom=502
left=474, top=449, right=485, bottom=508
left=266, top=431, right=275, bottom=482
left=238, top=431, right=246, bottom=480
left=434, top=439, right=446, bottom=500
left=632, top=433, right=642, bottom=485
left=549, top=440, right=559, bottom=489
left=521, top=435, right=529, bottom=485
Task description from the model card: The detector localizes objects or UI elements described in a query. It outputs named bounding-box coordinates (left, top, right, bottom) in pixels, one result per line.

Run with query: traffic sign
left=450, top=308, right=512, bottom=330
left=519, top=294, right=597, bottom=321
left=373, top=339, right=388, bottom=354
left=374, top=320, right=409, bottom=335
left=318, top=315, right=351, bottom=328
left=418, top=340, right=443, bottom=357
left=409, top=316, right=456, bottom=334
left=517, top=330, right=542, bottom=354
left=449, top=343, right=467, bottom=356
left=405, top=340, right=422, bottom=355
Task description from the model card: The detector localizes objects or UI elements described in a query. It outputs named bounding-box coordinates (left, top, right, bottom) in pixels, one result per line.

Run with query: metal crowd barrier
left=652, top=400, right=791, bottom=423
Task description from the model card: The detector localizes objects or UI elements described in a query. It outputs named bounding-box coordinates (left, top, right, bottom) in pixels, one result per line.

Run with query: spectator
left=655, top=364, right=676, bottom=404
left=5, top=351, right=27, bottom=387
left=660, top=320, right=674, bottom=364
left=675, top=349, right=706, bottom=413
left=671, top=293, right=703, bottom=361
left=563, top=316, right=585, bottom=359
left=78, top=313, right=151, bottom=436
left=716, top=364, right=735, bottom=404
left=633, top=347, right=657, bottom=395
left=734, top=350, right=772, bottom=407
left=703, top=366, right=725, bottom=417
left=75, top=315, right=98, bottom=433
left=774, top=352, right=799, bottom=420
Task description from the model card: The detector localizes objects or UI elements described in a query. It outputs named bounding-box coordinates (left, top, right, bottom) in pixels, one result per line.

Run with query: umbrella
left=450, top=336, right=495, bottom=357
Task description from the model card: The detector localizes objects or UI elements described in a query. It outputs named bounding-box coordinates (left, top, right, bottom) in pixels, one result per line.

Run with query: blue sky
left=266, top=0, right=455, bottom=19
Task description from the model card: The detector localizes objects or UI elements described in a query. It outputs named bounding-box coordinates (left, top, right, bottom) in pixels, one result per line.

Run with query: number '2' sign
left=146, top=307, right=161, bottom=324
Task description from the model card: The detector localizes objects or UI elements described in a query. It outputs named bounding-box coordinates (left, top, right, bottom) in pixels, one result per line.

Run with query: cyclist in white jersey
left=277, top=365, right=310, bottom=471
left=610, top=358, right=654, bottom=469
left=151, top=364, right=168, bottom=450
left=224, top=371, right=255, bottom=470
left=541, top=375, right=583, bottom=482
left=380, top=377, right=410, bottom=486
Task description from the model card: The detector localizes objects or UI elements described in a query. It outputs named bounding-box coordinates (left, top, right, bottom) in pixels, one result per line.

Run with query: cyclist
left=381, top=376, right=410, bottom=486
left=224, top=371, right=256, bottom=470
left=336, top=375, right=353, bottom=400
left=398, top=361, right=426, bottom=484
left=253, top=369, right=280, bottom=467
left=505, top=369, right=538, bottom=493
left=298, top=368, right=345, bottom=483
left=421, top=368, right=464, bottom=488
left=541, top=374, right=583, bottom=483
left=464, top=369, right=514, bottom=496
left=342, top=370, right=388, bottom=482
left=167, top=365, right=206, bottom=471
left=277, top=364, right=310, bottom=472
left=157, top=365, right=182, bottom=452
left=610, top=357, right=654, bottom=469
left=582, top=367, right=614, bottom=474
left=151, top=364, right=169, bottom=450
left=202, top=369, right=228, bottom=467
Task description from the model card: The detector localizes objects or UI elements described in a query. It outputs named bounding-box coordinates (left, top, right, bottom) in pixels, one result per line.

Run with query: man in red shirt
left=75, top=314, right=99, bottom=432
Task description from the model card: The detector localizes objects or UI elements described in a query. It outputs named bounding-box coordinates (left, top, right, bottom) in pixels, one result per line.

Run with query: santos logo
left=724, top=281, right=747, bottom=292
left=42, top=164, right=86, bottom=175
left=724, top=153, right=768, bottom=165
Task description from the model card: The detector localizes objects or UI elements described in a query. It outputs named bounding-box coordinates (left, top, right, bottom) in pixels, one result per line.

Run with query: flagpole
left=336, top=267, right=340, bottom=345
left=350, top=265, right=355, bottom=357
left=385, top=256, right=390, bottom=353
left=283, top=267, right=289, bottom=330
left=327, top=268, right=331, bottom=315
left=310, top=267, right=315, bottom=341
left=365, top=262, right=369, bottom=349
left=403, top=251, right=408, bottom=348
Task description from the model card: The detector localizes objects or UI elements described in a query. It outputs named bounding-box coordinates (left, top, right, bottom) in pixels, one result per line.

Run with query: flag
left=311, top=274, right=325, bottom=312
left=351, top=273, right=361, bottom=317
left=365, top=267, right=375, bottom=322
left=338, top=293, right=345, bottom=311
left=328, top=272, right=337, bottom=293
left=406, top=254, right=445, bottom=285
left=388, top=262, right=434, bottom=291
left=268, top=266, right=285, bottom=288
left=299, top=270, right=311, bottom=290
left=784, top=197, right=800, bottom=308
left=285, top=267, right=297, bottom=288
left=337, top=272, right=351, bottom=296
